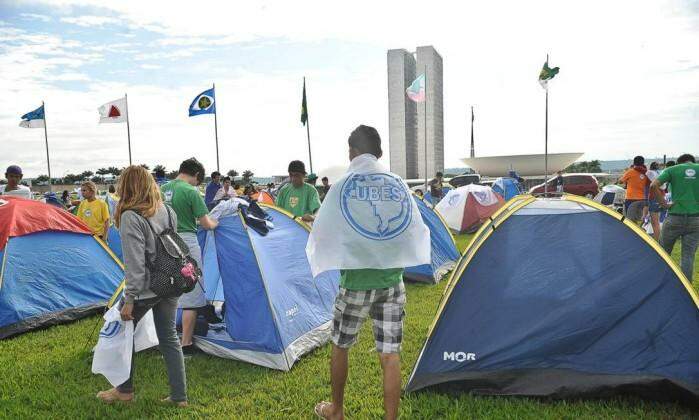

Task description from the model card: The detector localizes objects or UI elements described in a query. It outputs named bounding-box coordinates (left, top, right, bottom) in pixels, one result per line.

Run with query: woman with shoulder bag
left=96, top=165, right=188, bottom=407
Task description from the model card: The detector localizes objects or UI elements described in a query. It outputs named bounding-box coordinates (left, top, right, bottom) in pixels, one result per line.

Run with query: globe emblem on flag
left=448, top=194, right=460, bottom=206
left=193, top=95, right=214, bottom=111
left=340, top=173, right=412, bottom=241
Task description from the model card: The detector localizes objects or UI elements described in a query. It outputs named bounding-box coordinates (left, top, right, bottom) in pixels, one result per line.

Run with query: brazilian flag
left=538, top=60, right=560, bottom=89
left=301, top=78, right=308, bottom=125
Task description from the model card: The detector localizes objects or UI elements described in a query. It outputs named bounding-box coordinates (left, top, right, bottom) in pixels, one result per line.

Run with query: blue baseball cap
left=6, top=165, right=22, bottom=175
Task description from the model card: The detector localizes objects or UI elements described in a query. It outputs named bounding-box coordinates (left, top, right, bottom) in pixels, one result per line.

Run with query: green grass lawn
left=0, top=234, right=697, bottom=419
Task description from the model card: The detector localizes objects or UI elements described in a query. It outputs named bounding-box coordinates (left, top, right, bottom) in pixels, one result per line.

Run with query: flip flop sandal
left=96, top=388, right=133, bottom=404
left=314, top=401, right=332, bottom=419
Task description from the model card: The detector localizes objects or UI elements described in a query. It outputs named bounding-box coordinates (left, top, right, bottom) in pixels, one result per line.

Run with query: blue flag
left=189, top=88, right=216, bottom=116
left=19, top=104, right=45, bottom=128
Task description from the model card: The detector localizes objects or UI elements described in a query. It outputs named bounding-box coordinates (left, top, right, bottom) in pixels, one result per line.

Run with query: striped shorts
left=331, top=282, right=406, bottom=354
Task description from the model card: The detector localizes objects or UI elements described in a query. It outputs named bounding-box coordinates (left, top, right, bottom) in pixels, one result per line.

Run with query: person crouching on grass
left=307, top=125, right=430, bottom=420
left=76, top=181, right=110, bottom=240
left=96, top=165, right=187, bottom=407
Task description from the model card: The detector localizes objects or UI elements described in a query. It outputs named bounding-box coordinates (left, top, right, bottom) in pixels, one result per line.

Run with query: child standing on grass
left=75, top=181, right=110, bottom=240
left=96, top=165, right=187, bottom=407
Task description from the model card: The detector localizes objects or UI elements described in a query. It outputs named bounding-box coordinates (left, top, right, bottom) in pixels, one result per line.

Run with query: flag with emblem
left=189, top=87, right=216, bottom=116
left=538, top=60, right=560, bottom=89
left=98, top=97, right=127, bottom=123
left=19, top=104, right=45, bottom=128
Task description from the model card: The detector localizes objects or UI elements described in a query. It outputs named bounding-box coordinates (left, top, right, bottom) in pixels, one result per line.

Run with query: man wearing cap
left=275, top=160, right=321, bottom=222
left=0, top=165, right=32, bottom=199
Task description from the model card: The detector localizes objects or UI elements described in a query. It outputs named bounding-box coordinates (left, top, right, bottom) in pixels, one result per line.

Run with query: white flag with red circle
left=98, top=97, right=127, bottom=123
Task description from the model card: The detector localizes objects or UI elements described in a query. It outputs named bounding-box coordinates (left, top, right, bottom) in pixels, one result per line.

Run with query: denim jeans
left=117, top=296, right=187, bottom=402
left=660, top=215, right=699, bottom=281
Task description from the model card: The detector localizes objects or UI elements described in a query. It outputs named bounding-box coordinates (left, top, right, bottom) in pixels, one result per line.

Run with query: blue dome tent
left=0, top=197, right=123, bottom=339
left=423, top=186, right=452, bottom=206
left=404, top=195, right=460, bottom=284
left=195, top=205, right=340, bottom=370
left=406, top=195, right=699, bottom=404
left=492, top=177, right=522, bottom=200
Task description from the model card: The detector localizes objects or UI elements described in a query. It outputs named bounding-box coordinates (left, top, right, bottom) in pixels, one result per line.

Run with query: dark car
left=529, top=174, right=599, bottom=198
left=449, top=174, right=481, bottom=188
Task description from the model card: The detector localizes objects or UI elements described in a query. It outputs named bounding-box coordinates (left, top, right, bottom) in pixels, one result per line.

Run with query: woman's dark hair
left=649, top=162, right=659, bottom=170
left=222, top=176, right=231, bottom=182
left=179, top=158, right=205, bottom=183
left=677, top=154, right=696, bottom=164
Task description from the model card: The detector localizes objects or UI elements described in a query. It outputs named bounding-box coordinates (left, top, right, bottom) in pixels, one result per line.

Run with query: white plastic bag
left=91, top=302, right=159, bottom=386
left=91, top=305, right=134, bottom=387
left=134, top=309, right=159, bottom=352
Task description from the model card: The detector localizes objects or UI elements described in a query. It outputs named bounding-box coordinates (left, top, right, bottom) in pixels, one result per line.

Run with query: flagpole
left=125, top=93, right=132, bottom=165
left=304, top=77, right=313, bottom=174
left=423, top=65, right=428, bottom=190
left=544, top=54, right=549, bottom=196
left=42, top=101, right=52, bottom=192
left=470, top=106, right=475, bottom=158
left=213, top=83, right=220, bottom=172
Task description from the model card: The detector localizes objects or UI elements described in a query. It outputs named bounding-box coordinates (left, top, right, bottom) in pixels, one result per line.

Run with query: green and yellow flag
left=538, top=60, right=560, bottom=89
left=301, top=78, right=308, bottom=125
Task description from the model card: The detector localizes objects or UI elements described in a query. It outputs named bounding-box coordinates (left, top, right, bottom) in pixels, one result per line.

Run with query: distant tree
left=166, top=170, right=178, bottom=179
left=227, top=169, right=239, bottom=178
left=153, top=164, right=167, bottom=173
left=96, top=167, right=110, bottom=175
left=107, top=166, right=122, bottom=176
left=242, top=170, right=254, bottom=182
left=91, top=176, right=103, bottom=183
left=63, top=173, right=80, bottom=184
left=139, top=164, right=150, bottom=171
left=565, top=160, right=601, bottom=173
left=35, top=174, right=49, bottom=182
left=79, top=170, right=94, bottom=180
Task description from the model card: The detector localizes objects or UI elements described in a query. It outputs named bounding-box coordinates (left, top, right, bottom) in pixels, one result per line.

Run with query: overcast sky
left=1, top=0, right=697, bottom=178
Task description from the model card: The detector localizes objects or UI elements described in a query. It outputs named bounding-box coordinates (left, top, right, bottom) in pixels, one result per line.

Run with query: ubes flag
left=539, top=61, right=560, bottom=89
left=98, top=97, right=127, bottom=123
left=189, top=88, right=215, bottom=116
left=19, top=104, right=45, bottom=128
left=406, top=74, right=426, bottom=102
left=306, top=153, right=430, bottom=277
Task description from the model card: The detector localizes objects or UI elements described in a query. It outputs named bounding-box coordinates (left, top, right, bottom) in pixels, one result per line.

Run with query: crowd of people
left=1, top=141, right=697, bottom=418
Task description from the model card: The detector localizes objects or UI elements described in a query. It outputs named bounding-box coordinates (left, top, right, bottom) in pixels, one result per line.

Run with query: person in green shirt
left=651, top=153, right=699, bottom=281
left=161, top=158, right=218, bottom=355
left=275, top=160, right=321, bottom=222
left=314, top=125, right=407, bottom=420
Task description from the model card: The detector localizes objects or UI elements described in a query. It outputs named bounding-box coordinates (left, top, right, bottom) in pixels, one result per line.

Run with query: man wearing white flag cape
left=308, top=125, right=429, bottom=420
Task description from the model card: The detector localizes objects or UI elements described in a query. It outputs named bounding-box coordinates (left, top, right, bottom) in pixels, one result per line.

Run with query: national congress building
left=387, top=45, right=444, bottom=180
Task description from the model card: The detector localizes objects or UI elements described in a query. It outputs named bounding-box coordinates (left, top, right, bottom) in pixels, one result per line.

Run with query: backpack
left=142, top=206, right=202, bottom=298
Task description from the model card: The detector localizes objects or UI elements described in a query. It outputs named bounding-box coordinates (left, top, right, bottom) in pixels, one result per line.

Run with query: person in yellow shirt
left=76, top=181, right=110, bottom=239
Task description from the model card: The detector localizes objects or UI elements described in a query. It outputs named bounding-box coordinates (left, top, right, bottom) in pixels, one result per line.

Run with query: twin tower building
left=387, top=46, right=444, bottom=180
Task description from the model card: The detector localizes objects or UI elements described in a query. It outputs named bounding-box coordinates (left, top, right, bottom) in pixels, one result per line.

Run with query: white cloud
left=60, top=15, right=122, bottom=27
left=139, top=63, right=161, bottom=70
left=20, top=13, right=52, bottom=22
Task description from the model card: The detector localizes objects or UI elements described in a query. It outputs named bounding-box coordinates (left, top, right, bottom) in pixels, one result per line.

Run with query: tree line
left=30, top=165, right=257, bottom=185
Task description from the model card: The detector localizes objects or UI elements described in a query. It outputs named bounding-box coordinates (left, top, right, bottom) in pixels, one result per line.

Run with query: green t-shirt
left=274, top=182, right=321, bottom=218
left=340, top=269, right=404, bottom=291
left=656, top=163, right=699, bottom=215
left=161, top=179, right=209, bottom=233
